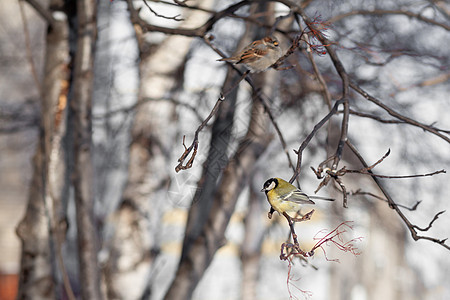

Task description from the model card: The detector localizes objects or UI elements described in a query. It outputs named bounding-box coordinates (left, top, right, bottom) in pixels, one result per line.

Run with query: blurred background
left=0, top=0, right=449, bottom=299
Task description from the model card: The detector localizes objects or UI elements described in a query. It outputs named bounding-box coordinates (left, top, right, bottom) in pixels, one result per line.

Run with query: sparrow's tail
left=217, top=57, right=235, bottom=62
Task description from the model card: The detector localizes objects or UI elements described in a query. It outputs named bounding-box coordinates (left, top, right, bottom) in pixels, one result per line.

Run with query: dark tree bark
left=164, top=78, right=273, bottom=299
left=165, top=4, right=277, bottom=298
left=70, top=0, right=102, bottom=299
left=180, top=36, right=248, bottom=260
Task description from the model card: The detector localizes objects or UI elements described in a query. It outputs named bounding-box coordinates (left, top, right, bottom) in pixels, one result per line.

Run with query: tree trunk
left=16, top=1, right=70, bottom=298
left=102, top=1, right=214, bottom=299
left=71, top=0, right=102, bottom=299
left=181, top=21, right=259, bottom=261
left=164, top=76, right=273, bottom=299
left=240, top=185, right=266, bottom=300
left=165, top=3, right=276, bottom=298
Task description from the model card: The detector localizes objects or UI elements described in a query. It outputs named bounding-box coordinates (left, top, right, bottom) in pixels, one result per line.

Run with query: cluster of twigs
left=310, top=149, right=446, bottom=207
left=280, top=220, right=362, bottom=262
left=129, top=0, right=449, bottom=251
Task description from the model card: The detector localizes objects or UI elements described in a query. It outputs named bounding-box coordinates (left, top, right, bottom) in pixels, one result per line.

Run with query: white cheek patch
left=267, top=181, right=276, bottom=191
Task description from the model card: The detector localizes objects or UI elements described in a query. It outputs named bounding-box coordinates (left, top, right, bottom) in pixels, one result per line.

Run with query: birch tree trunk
left=16, top=1, right=70, bottom=298
left=103, top=1, right=213, bottom=299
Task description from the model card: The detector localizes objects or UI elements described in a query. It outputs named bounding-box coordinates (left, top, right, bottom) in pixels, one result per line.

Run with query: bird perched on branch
left=217, top=36, right=283, bottom=73
left=261, top=177, right=333, bottom=218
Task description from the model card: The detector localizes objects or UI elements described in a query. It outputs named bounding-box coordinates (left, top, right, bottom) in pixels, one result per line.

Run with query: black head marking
left=263, top=178, right=278, bottom=192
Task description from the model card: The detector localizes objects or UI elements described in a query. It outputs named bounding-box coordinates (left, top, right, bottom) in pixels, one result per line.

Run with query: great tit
left=261, top=177, right=314, bottom=217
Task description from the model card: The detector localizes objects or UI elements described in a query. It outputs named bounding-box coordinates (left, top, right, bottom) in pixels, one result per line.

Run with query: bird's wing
left=282, top=189, right=315, bottom=204
left=237, top=48, right=266, bottom=64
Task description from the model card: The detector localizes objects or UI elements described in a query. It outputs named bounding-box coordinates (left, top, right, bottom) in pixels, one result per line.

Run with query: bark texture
left=103, top=1, right=214, bottom=299
left=71, top=0, right=102, bottom=299
left=16, top=3, right=70, bottom=298
left=164, top=79, right=273, bottom=299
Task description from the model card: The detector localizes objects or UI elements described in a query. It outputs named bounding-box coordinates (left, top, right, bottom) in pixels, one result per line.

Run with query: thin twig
left=271, top=34, right=304, bottom=70
left=175, top=62, right=250, bottom=172
left=346, top=168, right=446, bottom=179
left=92, top=97, right=204, bottom=123
left=289, top=99, right=344, bottom=184
left=347, top=109, right=406, bottom=124
left=130, top=0, right=251, bottom=37
left=413, top=211, right=446, bottom=232
left=142, top=0, right=184, bottom=21
left=346, top=140, right=450, bottom=251
left=350, top=81, right=450, bottom=144
left=205, top=34, right=299, bottom=179
left=328, top=9, right=450, bottom=31
left=350, top=189, right=421, bottom=211
left=279, top=210, right=315, bottom=260
left=175, top=95, right=225, bottom=172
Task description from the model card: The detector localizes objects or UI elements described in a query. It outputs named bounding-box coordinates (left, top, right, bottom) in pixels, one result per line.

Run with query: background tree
left=0, top=0, right=448, bottom=299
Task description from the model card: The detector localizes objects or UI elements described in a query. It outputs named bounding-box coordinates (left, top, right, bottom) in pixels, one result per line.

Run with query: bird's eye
left=273, top=41, right=279, bottom=46
left=267, top=181, right=276, bottom=190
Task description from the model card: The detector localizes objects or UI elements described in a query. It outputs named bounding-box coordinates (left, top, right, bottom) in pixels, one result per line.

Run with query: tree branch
left=328, top=9, right=450, bottom=31
left=142, top=0, right=183, bottom=21
left=345, top=140, right=450, bottom=251
left=350, top=81, right=450, bottom=143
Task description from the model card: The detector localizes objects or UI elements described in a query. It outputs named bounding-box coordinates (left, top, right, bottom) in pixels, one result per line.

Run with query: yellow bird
left=261, top=178, right=314, bottom=217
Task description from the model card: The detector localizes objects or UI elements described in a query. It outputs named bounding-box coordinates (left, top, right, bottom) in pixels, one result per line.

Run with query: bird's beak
left=260, top=188, right=265, bottom=192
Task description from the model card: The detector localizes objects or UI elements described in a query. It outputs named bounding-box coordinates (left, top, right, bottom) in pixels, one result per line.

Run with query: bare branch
left=350, top=81, right=450, bottom=143
left=279, top=210, right=315, bottom=260
left=174, top=61, right=249, bottom=172
left=414, top=210, right=446, bottom=232
left=345, top=140, right=450, bottom=251
left=92, top=97, right=204, bottom=123
left=280, top=221, right=362, bottom=261
left=328, top=9, right=450, bottom=31
left=271, top=34, right=303, bottom=70
left=335, top=177, right=348, bottom=208
left=345, top=168, right=446, bottom=179
left=348, top=109, right=407, bottom=124
left=142, top=0, right=184, bottom=21
left=129, top=0, right=251, bottom=37
left=289, top=99, right=344, bottom=184
left=175, top=96, right=224, bottom=172
left=350, top=189, right=422, bottom=211
left=204, top=35, right=300, bottom=178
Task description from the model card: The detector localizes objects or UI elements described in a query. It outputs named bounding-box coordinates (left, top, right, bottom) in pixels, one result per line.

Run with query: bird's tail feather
left=309, top=195, right=335, bottom=201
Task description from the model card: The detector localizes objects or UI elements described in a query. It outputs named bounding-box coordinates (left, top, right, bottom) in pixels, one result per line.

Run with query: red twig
left=310, top=221, right=362, bottom=262
left=286, top=259, right=313, bottom=300
left=280, top=221, right=362, bottom=262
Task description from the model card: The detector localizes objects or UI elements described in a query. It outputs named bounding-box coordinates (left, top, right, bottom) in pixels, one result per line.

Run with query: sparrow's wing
left=217, top=48, right=265, bottom=63
left=282, top=189, right=315, bottom=205
left=237, top=47, right=267, bottom=64
left=219, top=39, right=269, bottom=64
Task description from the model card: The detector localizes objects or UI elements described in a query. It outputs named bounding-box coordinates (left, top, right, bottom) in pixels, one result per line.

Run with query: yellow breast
left=266, top=190, right=301, bottom=214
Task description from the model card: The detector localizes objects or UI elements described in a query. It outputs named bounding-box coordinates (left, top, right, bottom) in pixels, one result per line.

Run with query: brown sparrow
left=218, top=36, right=283, bottom=73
